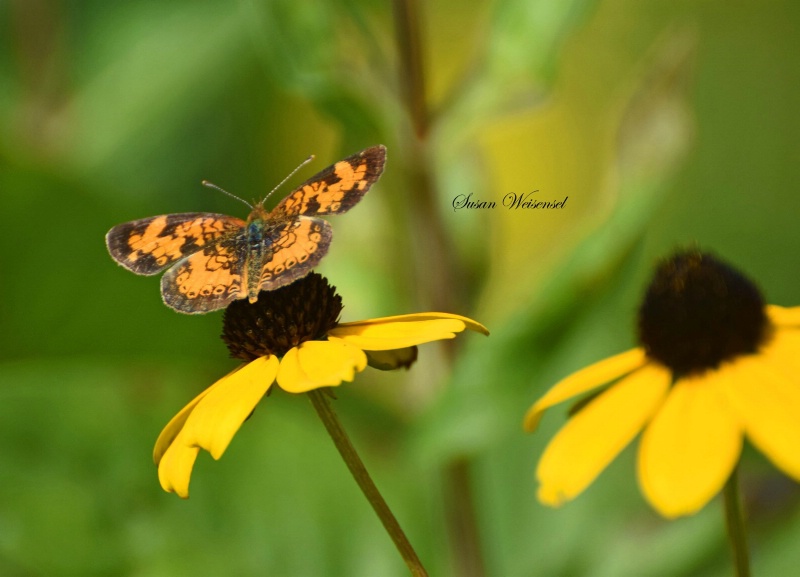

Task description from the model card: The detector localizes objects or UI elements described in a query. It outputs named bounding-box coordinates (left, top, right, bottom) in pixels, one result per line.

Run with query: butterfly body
left=107, top=145, right=386, bottom=314
left=243, top=219, right=268, bottom=302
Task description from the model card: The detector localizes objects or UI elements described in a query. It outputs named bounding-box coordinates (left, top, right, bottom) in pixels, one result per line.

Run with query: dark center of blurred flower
left=221, top=273, right=343, bottom=361
left=637, top=250, right=769, bottom=377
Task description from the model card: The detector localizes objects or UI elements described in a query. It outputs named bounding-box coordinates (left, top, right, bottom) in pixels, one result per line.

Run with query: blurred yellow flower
left=154, top=273, right=488, bottom=498
left=524, top=250, right=800, bottom=518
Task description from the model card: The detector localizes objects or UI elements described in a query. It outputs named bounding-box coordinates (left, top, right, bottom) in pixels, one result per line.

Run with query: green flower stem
left=723, top=467, right=751, bottom=577
left=307, top=389, right=429, bottom=577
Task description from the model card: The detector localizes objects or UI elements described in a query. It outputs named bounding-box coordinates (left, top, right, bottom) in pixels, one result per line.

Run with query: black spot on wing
left=303, top=195, right=322, bottom=214
left=321, top=171, right=342, bottom=187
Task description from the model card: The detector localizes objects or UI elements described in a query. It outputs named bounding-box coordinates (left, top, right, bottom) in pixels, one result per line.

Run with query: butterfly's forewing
left=273, top=145, right=386, bottom=218
left=160, top=235, right=249, bottom=314
left=106, top=213, right=245, bottom=275
left=259, top=217, right=332, bottom=291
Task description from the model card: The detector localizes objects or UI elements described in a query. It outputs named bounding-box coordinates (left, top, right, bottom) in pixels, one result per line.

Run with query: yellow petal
left=767, top=305, right=800, bottom=327
left=524, top=348, right=649, bottom=432
left=761, top=328, right=800, bottom=375
left=157, top=431, right=199, bottom=499
left=638, top=373, right=742, bottom=518
left=335, top=312, right=489, bottom=335
left=365, top=347, right=418, bottom=370
left=723, top=347, right=800, bottom=481
left=276, top=347, right=317, bottom=393
left=277, top=340, right=367, bottom=393
left=536, top=363, right=670, bottom=507
left=181, top=356, right=279, bottom=460
left=329, top=313, right=487, bottom=350
left=153, top=364, right=246, bottom=465
left=299, top=339, right=367, bottom=384
left=153, top=385, right=213, bottom=466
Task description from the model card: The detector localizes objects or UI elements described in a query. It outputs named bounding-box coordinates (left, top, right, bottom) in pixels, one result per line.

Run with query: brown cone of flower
left=222, top=273, right=343, bottom=362
left=637, top=250, right=770, bottom=377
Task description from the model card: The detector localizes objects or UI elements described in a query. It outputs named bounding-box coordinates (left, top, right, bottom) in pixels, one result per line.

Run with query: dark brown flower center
left=221, top=273, right=343, bottom=361
left=637, top=250, right=770, bottom=377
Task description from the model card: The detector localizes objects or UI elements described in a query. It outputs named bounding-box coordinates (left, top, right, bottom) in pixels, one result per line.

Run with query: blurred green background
left=2, top=0, right=799, bottom=575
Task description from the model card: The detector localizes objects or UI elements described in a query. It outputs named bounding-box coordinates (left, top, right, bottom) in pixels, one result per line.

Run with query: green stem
left=392, top=0, right=428, bottom=138
left=392, top=0, right=463, bottom=315
left=307, top=389, right=428, bottom=577
left=723, top=467, right=751, bottom=577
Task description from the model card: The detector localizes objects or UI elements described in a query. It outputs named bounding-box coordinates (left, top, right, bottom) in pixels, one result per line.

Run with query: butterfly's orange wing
left=258, top=217, right=332, bottom=292
left=106, top=213, right=245, bottom=275
left=273, top=145, right=386, bottom=218
left=160, top=235, right=249, bottom=314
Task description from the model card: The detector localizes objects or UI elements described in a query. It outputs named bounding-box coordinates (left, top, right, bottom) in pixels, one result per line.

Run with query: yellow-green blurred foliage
left=1, top=0, right=799, bottom=575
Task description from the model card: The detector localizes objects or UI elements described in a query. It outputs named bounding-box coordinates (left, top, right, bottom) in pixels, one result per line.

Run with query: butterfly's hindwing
left=160, top=236, right=248, bottom=314
left=274, top=145, right=386, bottom=218
left=258, top=217, right=332, bottom=292
left=106, top=213, right=245, bottom=275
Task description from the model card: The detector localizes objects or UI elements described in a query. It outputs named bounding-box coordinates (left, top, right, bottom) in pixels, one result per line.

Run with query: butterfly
left=106, top=145, right=386, bottom=314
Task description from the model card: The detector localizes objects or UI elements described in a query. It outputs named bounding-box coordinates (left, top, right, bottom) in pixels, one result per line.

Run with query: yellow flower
left=524, top=250, right=800, bottom=518
left=155, top=274, right=488, bottom=498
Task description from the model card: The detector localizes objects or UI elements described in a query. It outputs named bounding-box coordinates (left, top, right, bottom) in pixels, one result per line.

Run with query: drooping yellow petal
left=766, top=305, right=800, bottom=327
left=276, top=339, right=367, bottom=393
left=329, top=314, right=487, bottom=350
left=180, top=356, right=279, bottom=460
left=536, top=363, right=670, bottom=507
left=157, top=431, right=200, bottom=499
left=524, top=348, right=649, bottom=432
left=153, top=364, right=246, bottom=465
left=723, top=349, right=800, bottom=481
left=153, top=386, right=213, bottom=466
left=365, top=347, right=418, bottom=370
left=334, top=312, right=489, bottom=336
left=638, top=372, right=742, bottom=518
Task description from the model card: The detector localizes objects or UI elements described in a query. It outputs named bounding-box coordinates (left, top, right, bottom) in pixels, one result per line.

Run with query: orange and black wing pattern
left=106, top=213, right=245, bottom=275
left=259, top=217, right=332, bottom=291
left=274, top=145, right=386, bottom=218
left=160, top=235, right=248, bottom=314
left=106, top=145, right=386, bottom=314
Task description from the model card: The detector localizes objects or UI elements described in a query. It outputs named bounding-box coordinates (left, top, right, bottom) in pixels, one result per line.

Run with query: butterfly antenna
left=259, top=154, right=315, bottom=206
left=201, top=180, right=253, bottom=209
